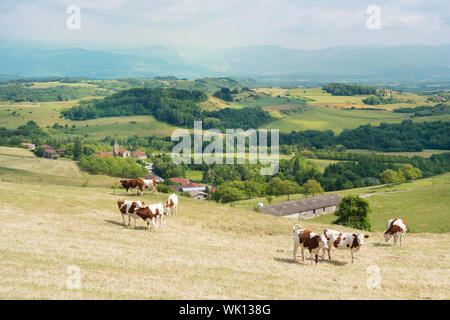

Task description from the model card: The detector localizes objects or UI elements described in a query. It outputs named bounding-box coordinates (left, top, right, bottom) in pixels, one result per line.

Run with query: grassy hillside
left=311, top=175, right=450, bottom=233
left=0, top=179, right=449, bottom=299
left=0, top=146, right=116, bottom=188
left=264, top=105, right=449, bottom=134
left=232, top=173, right=450, bottom=234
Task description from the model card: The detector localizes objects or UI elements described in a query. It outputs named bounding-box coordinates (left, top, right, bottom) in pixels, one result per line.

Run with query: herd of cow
left=116, top=179, right=408, bottom=265
left=293, top=218, right=408, bottom=264
left=117, top=179, right=178, bottom=231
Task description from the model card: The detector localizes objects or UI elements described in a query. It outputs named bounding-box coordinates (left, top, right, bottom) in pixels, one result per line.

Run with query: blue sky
left=1, top=0, right=449, bottom=57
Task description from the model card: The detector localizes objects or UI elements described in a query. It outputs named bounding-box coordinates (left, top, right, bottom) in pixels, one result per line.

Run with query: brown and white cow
left=323, top=229, right=369, bottom=264
left=293, top=224, right=328, bottom=265
left=164, top=193, right=178, bottom=216
left=134, top=202, right=164, bottom=232
left=143, top=179, right=158, bottom=193
left=384, top=218, right=407, bottom=246
left=117, top=198, right=144, bottom=227
left=119, top=179, right=145, bottom=195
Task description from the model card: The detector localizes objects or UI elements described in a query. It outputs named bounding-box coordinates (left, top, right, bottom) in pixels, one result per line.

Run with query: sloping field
left=0, top=148, right=116, bottom=188
left=0, top=180, right=448, bottom=299
left=232, top=173, right=450, bottom=234
left=0, top=154, right=83, bottom=178
left=311, top=177, right=450, bottom=233
left=264, top=105, right=449, bottom=133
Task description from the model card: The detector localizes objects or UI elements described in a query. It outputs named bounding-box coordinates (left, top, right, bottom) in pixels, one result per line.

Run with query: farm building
left=21, top=142, right=35, bottom=150
left=188, top=190, right=208, bottom=200
left=260, top=194, right=342, bottom=220
left=132, top=151, right=147, bottom=160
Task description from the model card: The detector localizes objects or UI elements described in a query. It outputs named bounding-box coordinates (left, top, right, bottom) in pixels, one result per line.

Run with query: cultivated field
left=0, top=179, right=449, bottom=299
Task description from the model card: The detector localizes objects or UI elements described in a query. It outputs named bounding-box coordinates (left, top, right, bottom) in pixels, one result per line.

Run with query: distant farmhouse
left=41, top=145, right=57, bottom=159
left=21, top=142, right=35, bottom=150
left=169, top=178, right=213, bottom=200
left=261, top=194, right=342, bottom=220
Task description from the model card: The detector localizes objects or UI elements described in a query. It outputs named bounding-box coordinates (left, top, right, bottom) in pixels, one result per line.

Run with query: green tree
left=302, top=179, right=324, bottom=197
left=398, top=164, right=422, bottom=182
left=34, top=146, right=45, bottom=157
left=73, top=137, right=82, bottom=160
left=380, top=169, right=404, bottom=184
left=334, top=195, right=372, bottom=231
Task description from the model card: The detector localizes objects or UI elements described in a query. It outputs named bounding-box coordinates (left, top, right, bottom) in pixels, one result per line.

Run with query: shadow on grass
left=274, top=257, right=347, bottom=266
left=372, top=242, right=391, bottom=247
left=104, top=219, right=148, bottom=230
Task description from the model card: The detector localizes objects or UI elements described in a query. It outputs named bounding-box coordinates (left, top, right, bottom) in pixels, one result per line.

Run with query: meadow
left=265, top=105, right=449, bottom=133
left=0, top=176, right=449, bottom=299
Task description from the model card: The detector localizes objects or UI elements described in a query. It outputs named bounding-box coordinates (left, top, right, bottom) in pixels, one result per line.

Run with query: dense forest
left=279, top=120, right=450, bottom=152
left=62, top=87, right=274, bottom=130
left=322, top=83, right=377, bottom=96
left=0, top=121, right=48, bottom=146
left=337, top=120, right=450, bottom=151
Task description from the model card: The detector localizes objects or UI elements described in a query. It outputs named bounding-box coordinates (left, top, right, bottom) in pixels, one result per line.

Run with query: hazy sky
left=1, top=0, right=449, bottom=57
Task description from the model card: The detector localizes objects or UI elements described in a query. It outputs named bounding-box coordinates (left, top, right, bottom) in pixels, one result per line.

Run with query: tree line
left=61, top=87, right=274, bottom=130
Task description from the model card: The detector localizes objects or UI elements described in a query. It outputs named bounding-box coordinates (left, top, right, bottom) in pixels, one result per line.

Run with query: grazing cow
left=143, top=179, right=158, bottom=193
left=323, top=229, right=369, bottom=264
left=293, top=224, right=328, bottom=265
left=384, top=218, right=407, bottom=246
left=117, top=198, right=144, bottom=227
left=134, top=202, right=164, bottom=231
left=164, top=193, right=178, bottom=216
left=119, top=179, right=145, bottom=195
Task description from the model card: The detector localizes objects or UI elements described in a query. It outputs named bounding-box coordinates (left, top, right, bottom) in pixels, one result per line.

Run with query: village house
left=132, top=150, right=147, bottom=160
left=43, top=148, right=57, bottom=159
left=21, top=142, right=35, bottom=150
left=260, top=194, right=342, bottom=220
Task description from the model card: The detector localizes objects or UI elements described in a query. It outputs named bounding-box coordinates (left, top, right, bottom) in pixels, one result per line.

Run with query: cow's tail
left=292, top=224, right=303, bottom=232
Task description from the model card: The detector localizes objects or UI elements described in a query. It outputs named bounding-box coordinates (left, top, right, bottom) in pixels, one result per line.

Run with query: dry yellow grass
left=0, top=154, right=83, bottom=178
left=0, top=180, right=448, bottom=299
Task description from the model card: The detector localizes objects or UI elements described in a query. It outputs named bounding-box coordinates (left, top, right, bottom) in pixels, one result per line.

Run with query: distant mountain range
left=0, top=40, right=449, bottom=83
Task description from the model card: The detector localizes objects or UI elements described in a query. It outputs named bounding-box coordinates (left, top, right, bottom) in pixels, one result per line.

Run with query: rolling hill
left=0, top=147, right=448, bottom=299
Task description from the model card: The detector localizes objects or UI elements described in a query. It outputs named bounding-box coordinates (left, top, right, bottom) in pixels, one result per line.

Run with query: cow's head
left=353, top=233, right=369, bottom=248
left=119, top=180, right=125, bottom=187
left=383, top=231, right=393, bottom=243
left=163, top=204, right=170, bottom=216
left=130, top=201, right=144, bottom=212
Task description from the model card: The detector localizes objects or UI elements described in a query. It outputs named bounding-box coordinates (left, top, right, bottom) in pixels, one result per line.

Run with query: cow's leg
left=328, top=248, right=331, bottom=260
left=393, top=234, right=398, bottom=246
left=301, top=247, right=305, bottom=262
left=133, top=216, right=137, bottom=228
left=399, top=233, right=403, bottom=246
left=152, top=217, right=156, bottom=231
left=293, top=242, right=299, bottom=263
left=310, top=250, right=314, bottom=265
left=351, top=250, right=355, bottom=264
left=121, top=213, right=126, bottom=225
left=147, top=221, right=150, bottom=231
left=127, top=214, right=131, bottom=226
